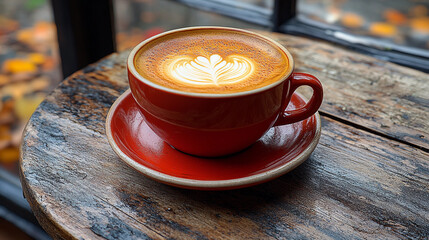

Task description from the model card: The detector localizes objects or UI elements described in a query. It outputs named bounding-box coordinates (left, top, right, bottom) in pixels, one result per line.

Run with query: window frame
left=173, top=0, right=429, bottom=73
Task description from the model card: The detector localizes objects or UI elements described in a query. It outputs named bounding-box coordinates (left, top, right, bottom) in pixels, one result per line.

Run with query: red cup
left=128, top=27, right=323, bottom=157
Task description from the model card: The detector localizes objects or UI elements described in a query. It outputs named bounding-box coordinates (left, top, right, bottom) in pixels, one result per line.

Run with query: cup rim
left=127, top=26, right=295, bottom=98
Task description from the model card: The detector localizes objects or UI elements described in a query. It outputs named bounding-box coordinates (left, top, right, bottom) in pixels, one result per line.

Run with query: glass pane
left=0, top=0, right=61, bottom=175
left=114, top=0, right=268, bottom=51
left=209, top=0, right=274, bottom=12
left=298, top=0, right=429, bottom=51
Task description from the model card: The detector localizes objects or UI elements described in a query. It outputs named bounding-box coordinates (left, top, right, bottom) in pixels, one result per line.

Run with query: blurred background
left=0, top=0, right=428, bottom=239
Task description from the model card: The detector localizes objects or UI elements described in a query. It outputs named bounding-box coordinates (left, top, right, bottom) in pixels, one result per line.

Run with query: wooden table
left=20, top=31, right=429, bottom=239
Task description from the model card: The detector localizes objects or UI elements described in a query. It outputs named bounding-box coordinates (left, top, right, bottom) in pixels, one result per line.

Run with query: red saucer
left=106, top=89, right=321, bottom=190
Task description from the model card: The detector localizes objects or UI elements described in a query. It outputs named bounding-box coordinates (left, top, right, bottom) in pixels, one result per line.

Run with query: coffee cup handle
left=274, top=73, right=323, bottom=126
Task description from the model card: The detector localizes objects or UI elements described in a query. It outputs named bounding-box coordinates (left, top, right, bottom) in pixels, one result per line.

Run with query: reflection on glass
left=114, top=0, right=266, bottom=51
left=209, top=0, right=274, bottom=11
left=298, top=0, right=429, bottom=50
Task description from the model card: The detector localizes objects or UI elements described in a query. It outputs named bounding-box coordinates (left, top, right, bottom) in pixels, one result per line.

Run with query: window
left=166, top=0, right=429, bottom=72
left=114, top=0, right=267, bottom=51
left=293, top=0, right=429, bottom=72
left=298, top=0, right=429, bottom=52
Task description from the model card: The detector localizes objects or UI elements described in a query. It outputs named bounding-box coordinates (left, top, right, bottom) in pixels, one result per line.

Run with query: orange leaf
left=0, top=147, right=20, bottom=163
left=384, top=9, right=407, bottom=25
left=410, top=17, right=429, bottom=33
left=34, top=21, right=56, bottom=41
left=17, top=29, right=33, bottom=44
left=0, top=125, right=9, bottom=136
left=369, top=22, right=398, bottom=37
left=341, top=13, right=364, bottom=28
left=28, top=53, right=46, bottom=65
left=3, top=59, right=37, bottom=74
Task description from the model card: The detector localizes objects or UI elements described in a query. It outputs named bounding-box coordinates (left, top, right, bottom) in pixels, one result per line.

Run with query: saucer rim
left=106, top=89, right=321, bottom=189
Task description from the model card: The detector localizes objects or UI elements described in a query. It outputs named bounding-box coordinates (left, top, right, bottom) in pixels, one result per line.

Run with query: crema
left=134, top=28, right=290, bottom=94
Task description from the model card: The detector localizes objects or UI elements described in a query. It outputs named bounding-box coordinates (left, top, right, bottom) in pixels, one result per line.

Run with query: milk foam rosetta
left=167, top=54, right=255, bottom=87
left=134, top=29, right=290, bottom=94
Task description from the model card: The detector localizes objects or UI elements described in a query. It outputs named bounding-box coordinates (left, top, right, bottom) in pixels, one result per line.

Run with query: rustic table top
left=20, top=30, right=429, bottom=239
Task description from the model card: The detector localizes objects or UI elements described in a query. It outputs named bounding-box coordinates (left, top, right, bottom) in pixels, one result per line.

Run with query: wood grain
left=20, top=33, right=429, bottom=239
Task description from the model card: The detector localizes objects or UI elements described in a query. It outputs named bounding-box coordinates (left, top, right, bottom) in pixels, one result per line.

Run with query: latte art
left=168, top=54, right=254, bottom=86
left=134, top=28, right=290, bottom=94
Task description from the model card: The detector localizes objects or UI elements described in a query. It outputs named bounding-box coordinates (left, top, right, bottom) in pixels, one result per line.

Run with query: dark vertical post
left=51, top=0, right=116, bottom=78
left=272, top=0, right=297, bottom=32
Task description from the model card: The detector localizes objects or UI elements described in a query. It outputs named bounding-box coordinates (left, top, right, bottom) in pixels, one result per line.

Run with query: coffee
left=134, top=28, right=290, bottom=94
left=127, top=27, right=323, bottom=156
